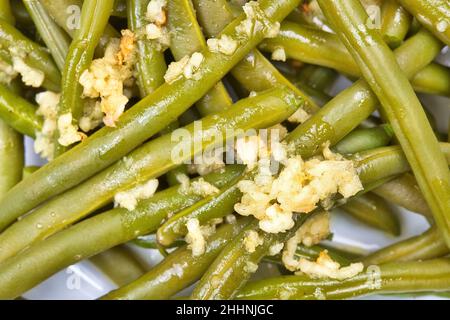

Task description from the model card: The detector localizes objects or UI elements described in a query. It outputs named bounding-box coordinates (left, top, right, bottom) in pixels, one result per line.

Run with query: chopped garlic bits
left=114, top=178, right=159, bottom=211
left=282, top=211, right=330, bottom=271
left=176, top=173, right=220, bottom=198
left=244, top=230, right=264, bottom=253
left=271, top=46, right=286, bottom=62
left=34, top=91, right=60, bottom=160
left=296, top=250, right=364, bottom=280
left=185, top=218, right=223, bottom=257
left=143, top=0, right=170, bottom=50
left=79, top=100, right=103, bottom=132
left=0, top=59, right=17, bottom=85
left=288, top=108, right=311, bottom=124
left=57, top=113, right=86, bottom=146
left=3, top=47, right=45, bottom=87
left=187, top=151, right=225, bottom=176
left=235, top=143, right=363, bottom=234
left=164, top=52, right=204, bottom=84
left=146, top=0, right=167, bottom=26
left=79, top=30, right=137, bottom=128
left=236, top=1, right=280, bottom=39
left=207, top=35, right=238, bottom=55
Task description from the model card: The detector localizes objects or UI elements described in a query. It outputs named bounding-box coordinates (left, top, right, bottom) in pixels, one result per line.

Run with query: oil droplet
left=36, top=223, right=43, bottom=229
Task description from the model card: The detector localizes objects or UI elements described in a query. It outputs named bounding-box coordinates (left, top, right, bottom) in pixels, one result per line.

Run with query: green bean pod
left=0, top=0, right=14, bottom=25
left=0, top=120, right=23, bottom=197
left=90, top=246, right=148, bottom=287
left=0, top=0, right=301, bottom=231
left=0, top=87, right=300, bottom=263
left=0, top=18, right=60, bottom=91
left=362, top=227, right=449, bottom=266
left=260, top=21, right=450, bottom=97
left=127, top=0, right=166, bottom=96
left=237, top=259, right=450, bottom=300
left=380, top=0, right=412, bottom=48
left=23, top=0, right=71, bottom=71
left=372, top=173, right=432, bottom=217
left=340, top=193, right=401, bottom=236
left=0, top=83, right=42, bottom=138
left=333, top=125, right=394, bottom=155
left=318, top=0, right=450, bottom=247
left=0, top=166, right=243, bottom=300
left=103, top=218, right=252, bottom=300
left=167, top=0, right=232, bottom=115
left=397, top=0, right=450, bottom=46
left=112, top=0, right=127, bottom=17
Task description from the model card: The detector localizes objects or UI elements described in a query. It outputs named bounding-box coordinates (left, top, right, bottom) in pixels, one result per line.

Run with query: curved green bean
left=0, top=0, right=301, bottom=231
left=237, top=259, right=450, bottom=300
left=0, top=166, right=243, bottom=299
left=0, top=87, right=300, bottom=263
left=341, top=193, right=401, bottom=236
left=397, top=0, right=450, bottom=46
left=362, top=227, right=449, bottom=266
left=103, top=218, right=252, bottom=300
left=318, top=0, right=450, bottom=247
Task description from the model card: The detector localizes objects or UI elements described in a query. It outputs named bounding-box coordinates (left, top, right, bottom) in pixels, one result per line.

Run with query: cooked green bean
left=54, top=0, right=114, bottom=157
left=103, top=218, right=252, bottom=300
left=23, top=0, right=71, bottom=71
left=127, top=0, right=166, bottom=96
left=22, top=166, right=39, bottom=179
left=380, top=0, right=412, bottom=48
left=260, top=21, right=450, bottom=97
left=0, top=120, right=23, bottom=197
left=236, top=259, right=450, bottom=299
left=0, top=83, right=42, bottom=137
left=397, top=0, right=450, bottom=46
left=90, top=245, right=148, bottom=287
left=373, top=173, right=432, bottom=217
left=0, top=0, right=14, bottom=25
left=0, top=18, right=60, bottom=91
left=112, top=0, right=127, bottom=18
left=318, top=0, right=450, bottom=247
left=333, top=125, right=394, bottom=155
left=362, top=227, right=448, bottom=266
left=340, top=193, right=401, bottom=236
left=0, top=0, right=301, bottom=231
left=0, top=166, right=243, bottom=299
left=0, top=87, right=300, bottom=263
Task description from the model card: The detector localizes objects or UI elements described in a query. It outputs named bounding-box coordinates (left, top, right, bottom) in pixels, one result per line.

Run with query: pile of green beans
left=0, top=0, right=448, bottom=301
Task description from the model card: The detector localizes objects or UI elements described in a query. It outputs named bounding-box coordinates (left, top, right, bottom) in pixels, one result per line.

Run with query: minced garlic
left=176, top=173, right=220, bottom=197
left=0, top=59, right=18, bottom=85
left=143, top=0, right=170, bottom=50
left=34, top=91, right=60, bottom=160
left=187, top=151, right=225, bottom=176
left=236, top=1, right=280, bottom=39
left=79, top=30, right=137, bottom=127
left=207, top=35, right=238, bottom=55
left=268, top=242, right=284, bottom=256
left=244, top=230, right=264, bottom=253
left=79, top=100, right=103, bottom=132
left=185, top=218, right=206, bottom=257
left=12, top=56, right=44, bottom=88
left=271, top=46, right=286, bottom=61
left=57, top=113, right=86, bottom=146
left=146, top=0, right=167, bottom=26
left=282, top=211, right=330, bottom=271
left=114, top=178, right=159, bottom=211
left=164, top=52, right=204, bottom=84
left=295, top=250, right=364, bottom=280
left=244, top=261, right=259, bottom=273
left=288, top=108, right=310, bottom=124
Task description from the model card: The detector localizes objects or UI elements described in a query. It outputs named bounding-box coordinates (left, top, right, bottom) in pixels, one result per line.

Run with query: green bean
left=0, top=18, right=60, bottom=91
left=362, top=227, right=449, bottom=266
left=340, top=193, right=401, bottom=236
left=0, top=87, right=300, bottom=263
left=260, top=21, right=450, bottom=96
left=167, top=0, right=232, bottom=116
left=133, top=234, right=184, bottom=249
left=112, top=0, right=127, bottom=18
left=54, top=0, right=114, bottom=156
left=0, top=83, right=42, bottom=137
left=22, top=166, right=39, bottom=179
left=0, top=0, right=14, bottom=25
left=236, top=259, right=450, bottom=300
left=333, top=125, right=394, bottom=155
left=90, top=246, right=148, bottom=287
left=380, top=0, right=412, bottom=48
left=127, top=0, right=166, bottom=96
left=0, top=0, right=301, bottom=232
left=373, top=173, right=432, bottom=217
left=298, top=65, right=338, bottom=93
left=157, top=174, right=245, bottom=246
left=190, top=215, right=308, bottom=300
left=23, top=0, right=71, bottom=71
left=39, top=0, right=120, bottom=53
left=318, top=0, right=450, bottom=247
left=103, top=218, right=252, bottom=300
left=191, top=0, right=320, bottom=115
left=397, top=0, right=450, bottom=46
left=0, top=166, right=243, bottom=299
left=0, top=120, right=23, bottom=197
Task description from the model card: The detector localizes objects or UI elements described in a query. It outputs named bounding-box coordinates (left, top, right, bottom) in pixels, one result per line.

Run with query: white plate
left=22, top=48, right=450, bottom=300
